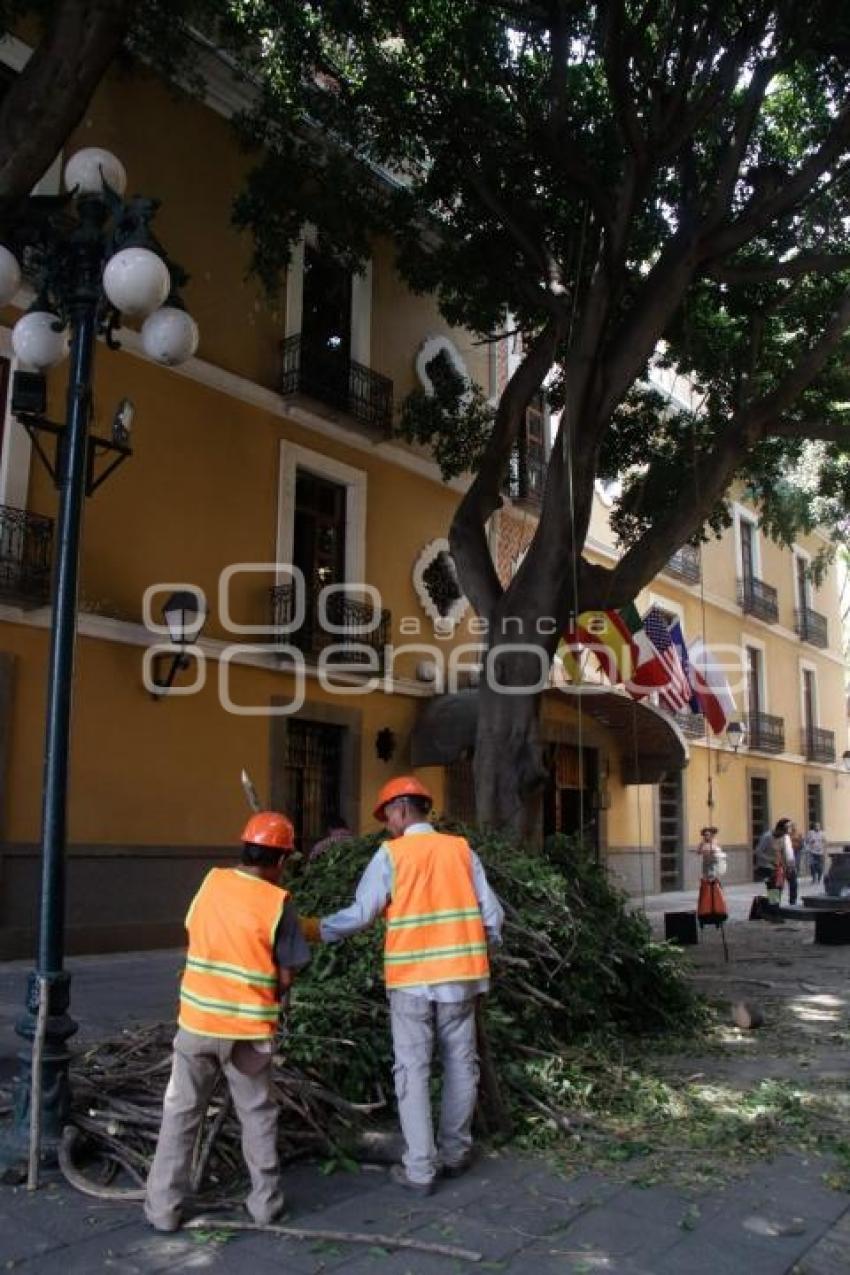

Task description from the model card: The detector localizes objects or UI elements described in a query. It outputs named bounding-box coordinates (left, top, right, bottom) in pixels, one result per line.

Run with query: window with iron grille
left=282, top=719, right=344, bottom=856
left=446, top=754, right=476, bottom=826
left=750, top=776, right=769, bottom=856
left=506, top=394, right=546, bottom=502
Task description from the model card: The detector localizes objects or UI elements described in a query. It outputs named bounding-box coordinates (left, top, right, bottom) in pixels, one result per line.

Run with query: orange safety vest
left=383, top=832, right=489, bottom=989
left=178, top=868, right=288, bottom=1039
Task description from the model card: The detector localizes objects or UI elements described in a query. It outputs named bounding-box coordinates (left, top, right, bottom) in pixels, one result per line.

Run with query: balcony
left=664, top=544, right=701, bottom=585
left=671, top=710, right=706, bottom=739
left=0, top=504, right=53, bottom=608
left=802, top=726, right=836, bottom=764
left=269, top=582, right=391, bottom=672
left=737, top=576, right=779, bottom=624
left=745, top=711, right=785, bottom=754
left=795, top=606, right=828, bottom=649
left=280, top=334, right=393, bottom=434
left=504, top=435, right=547, bottom=506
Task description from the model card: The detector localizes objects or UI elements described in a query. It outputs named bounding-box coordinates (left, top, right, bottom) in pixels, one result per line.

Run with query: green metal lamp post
left=0, top=147, right=198, bottom=1176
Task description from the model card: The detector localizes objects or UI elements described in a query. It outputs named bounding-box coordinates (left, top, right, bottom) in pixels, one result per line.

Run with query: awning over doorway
left=409, top=689, right=688, bottom=784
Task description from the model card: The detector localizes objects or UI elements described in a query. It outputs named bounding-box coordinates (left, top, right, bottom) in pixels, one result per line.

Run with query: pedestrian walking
left=144, top=811, right=310, bottom=1232
left=753, top=819, right=793, bottom=916
left=804, top=822, right=826, bottom=885
left=779, top=818, right=799, bottom=905
left=790, top=822, right=804, bottom=876
left=695, top=826, right=726, bottom=880
left=300, top=776, right=504, bottom=1195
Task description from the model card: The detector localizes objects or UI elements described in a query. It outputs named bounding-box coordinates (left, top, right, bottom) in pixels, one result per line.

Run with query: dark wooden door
left=658, top=772, right=683, bottom=891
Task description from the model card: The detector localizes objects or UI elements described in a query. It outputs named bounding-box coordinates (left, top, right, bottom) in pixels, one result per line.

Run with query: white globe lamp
left=12, top=311, right=69, bottom=369
left=0, top=244, right=21, bottom=307
left=103, top=247, right=170, bottom=318
left=141, top=306, right=199, bottom=366
left=64, top=148, right=127, bottom=198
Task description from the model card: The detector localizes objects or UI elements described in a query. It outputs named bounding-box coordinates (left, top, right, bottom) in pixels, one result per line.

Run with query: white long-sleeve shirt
left=320, top=823, right=505, bottom=1001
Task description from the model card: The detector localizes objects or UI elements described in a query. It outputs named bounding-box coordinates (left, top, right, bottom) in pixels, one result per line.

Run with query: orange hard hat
left=241, top=811, right=295, bottom=853
left=373, top=776, right=433, bottom=822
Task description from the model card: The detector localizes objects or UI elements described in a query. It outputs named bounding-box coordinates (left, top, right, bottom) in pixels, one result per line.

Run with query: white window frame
left=799, top=658, right=819, bottom=730
left=732, top=502, right=761, bottom=581
left=0, top=330, right=32, bottom=510
left=284, top=227, right=373, bottom=368
left=276, top=441, right=367, bottom=586
left=647, top=592, right=684, bottom=629
left=792, top=545, right=811, bottom=611
left=742, top=635, right=768, bottom=715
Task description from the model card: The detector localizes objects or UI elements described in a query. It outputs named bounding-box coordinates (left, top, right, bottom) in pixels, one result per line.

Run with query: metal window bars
left=279, top=334, right=393, bottom=434
left=0, top=503, right=53, bottom=608
left=269, top=581, right=390, bottom=671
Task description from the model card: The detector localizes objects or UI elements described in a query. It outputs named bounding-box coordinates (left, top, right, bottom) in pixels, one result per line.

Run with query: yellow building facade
left=0, top=38, right=846, bottom=955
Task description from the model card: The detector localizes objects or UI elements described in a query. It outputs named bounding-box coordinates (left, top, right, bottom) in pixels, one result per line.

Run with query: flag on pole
left=556, top=627, right=586, bottom=684
left=642, top=607, right=693, bottom=711
left=618, top=601, right=669, bottom=691
left=574, top=611, right=632, bottom=682
left=668, top=619, right=702, bottom=715
left=689, top=637, right=737, bottom=734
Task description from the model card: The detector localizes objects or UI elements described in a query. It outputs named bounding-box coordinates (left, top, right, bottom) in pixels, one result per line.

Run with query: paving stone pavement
left=1, top=944, right=850, bottom=1273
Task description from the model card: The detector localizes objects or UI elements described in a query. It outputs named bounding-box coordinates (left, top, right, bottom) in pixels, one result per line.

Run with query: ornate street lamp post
left=0, top=148, right=198, bottom=1175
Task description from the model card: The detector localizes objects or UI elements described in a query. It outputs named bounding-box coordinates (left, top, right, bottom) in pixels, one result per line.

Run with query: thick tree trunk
left=0, top=0, right=132, bottom=223
left=473, top=647, right=548, bottom=838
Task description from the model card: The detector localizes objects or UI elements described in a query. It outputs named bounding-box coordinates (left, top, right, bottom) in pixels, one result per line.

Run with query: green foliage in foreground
left=288, top=828, right=708, bottom=1134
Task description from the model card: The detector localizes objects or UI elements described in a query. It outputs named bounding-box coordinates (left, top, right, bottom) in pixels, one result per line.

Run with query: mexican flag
left=617, top=601, right=670, bottom=691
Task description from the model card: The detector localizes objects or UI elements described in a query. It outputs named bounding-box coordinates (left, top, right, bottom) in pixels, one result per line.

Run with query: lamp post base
left=0, top=971, right=77, bottom=1181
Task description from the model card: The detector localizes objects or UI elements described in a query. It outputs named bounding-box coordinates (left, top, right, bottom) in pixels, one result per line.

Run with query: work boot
left=144, top=1208, right=182, bottom=1233
left=440, top=1151, right=476, bottom=1179
left=389, top=1164, right=435, bottom=1196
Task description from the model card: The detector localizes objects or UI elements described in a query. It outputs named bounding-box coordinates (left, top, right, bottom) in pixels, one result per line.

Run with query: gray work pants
left=389, top=991, right=479, bottom=1185
left=144, top=1028, right=283, bottom=1229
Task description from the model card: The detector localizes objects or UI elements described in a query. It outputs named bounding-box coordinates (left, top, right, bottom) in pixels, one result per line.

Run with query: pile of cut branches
left=291, top=827, right=708, bottom=1134
left=61, top=1021, right=389, bottom=1200
left=59, top=828, right=708, bottom=1195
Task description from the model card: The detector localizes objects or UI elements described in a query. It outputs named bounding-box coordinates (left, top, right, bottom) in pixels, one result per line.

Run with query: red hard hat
left=373, top=776, right=433, bottom=822
left=241, top=811, right=295, bottom=853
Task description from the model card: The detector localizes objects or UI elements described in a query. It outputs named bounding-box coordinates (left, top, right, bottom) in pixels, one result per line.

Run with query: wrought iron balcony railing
left=802, top=726, right=836, bottom=764
left=664, top=544, right=701, bottom=584
left=795, top=606, right=828, bottom=649
left=504, top=444, right=545, bottom=506
left=0, top=503, right=53, bottom=608
left=737, top=575, right=779, bottom=624
left=269, top=582, right=390, bottom=671
left=280, top=334, right=393, bottom=434
left=745, top=711, right=785, bottom=754
left=671, top=710, right=706, bottom=739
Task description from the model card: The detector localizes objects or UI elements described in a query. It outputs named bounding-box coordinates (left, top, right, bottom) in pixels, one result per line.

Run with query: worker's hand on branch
left=299, top=915, right=322, bottom=943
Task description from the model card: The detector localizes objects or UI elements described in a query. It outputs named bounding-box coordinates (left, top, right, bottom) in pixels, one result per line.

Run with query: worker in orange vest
left=145, top=811, right=310, bottom=1232
left=300, top=776, right=504, bottom=1195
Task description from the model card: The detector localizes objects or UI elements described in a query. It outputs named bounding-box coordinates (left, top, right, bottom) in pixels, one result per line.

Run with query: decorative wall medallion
left=412, top=538, right=470, bottom=633
left=415, top=334, right=472, bottom=404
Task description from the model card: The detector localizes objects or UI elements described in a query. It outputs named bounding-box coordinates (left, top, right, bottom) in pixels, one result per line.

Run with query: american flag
left=642, top=607, right=692, bottom=711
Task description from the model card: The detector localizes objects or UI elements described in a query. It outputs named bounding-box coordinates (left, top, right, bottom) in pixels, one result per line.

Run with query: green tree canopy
left=234, top=1, right=850, bottom=583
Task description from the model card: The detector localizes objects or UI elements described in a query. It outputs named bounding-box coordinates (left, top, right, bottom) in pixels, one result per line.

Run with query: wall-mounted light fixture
left=716, top=720, right=746, bottom=773
left=375, top=727, right=396, bottom=762
left=150, top=591, right=205, bottom=697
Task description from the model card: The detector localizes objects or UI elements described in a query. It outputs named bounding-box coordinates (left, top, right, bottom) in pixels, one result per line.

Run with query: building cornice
left=0, top=604, right=434, bottom=699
